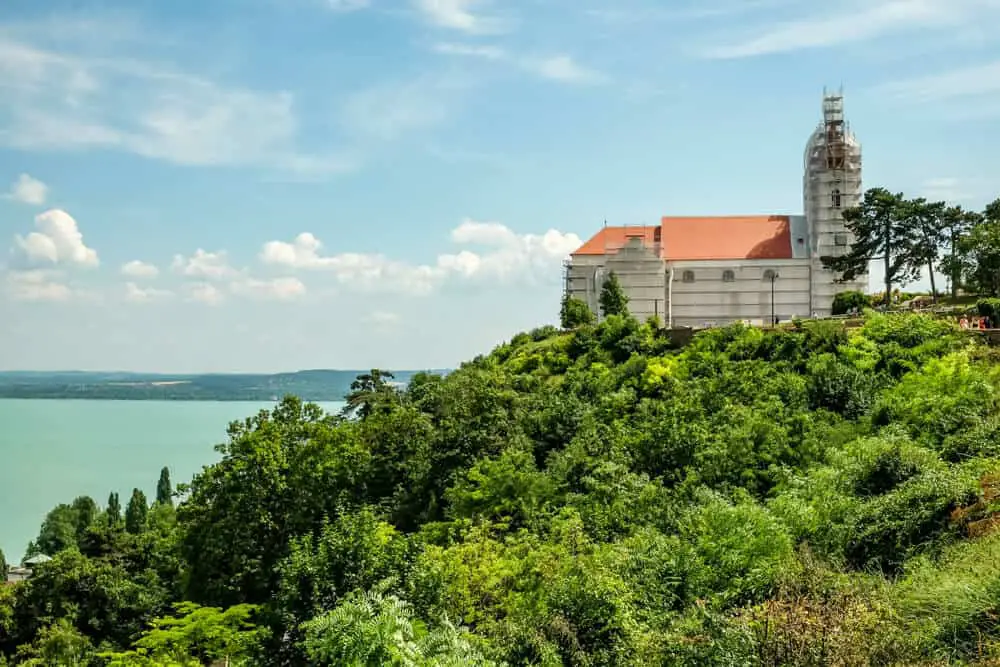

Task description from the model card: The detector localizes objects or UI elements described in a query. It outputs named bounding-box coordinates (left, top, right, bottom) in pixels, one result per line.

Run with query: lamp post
left=769, top=271, right=779, bottom=326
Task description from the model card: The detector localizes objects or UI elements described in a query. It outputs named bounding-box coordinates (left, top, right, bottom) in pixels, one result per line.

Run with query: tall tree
left=958, top=221, right=1000, bottom=297
left=560, top=293, right=596, bottom=329
left=156, top=467, right=173, bottom=507
left=898, top=197, right=946, bottom=301
left=343, top=369, right=397, bottom=420
left=0, top=546, right=6, bottom=576
left=822, top=188, right=915, bottom=306
left=69, top=496, right=98, bottom=544
left=939, top=205, right=982, bottom=298
left=106, top=492, right=121, bottom=526
left=124, top=488, right=148, bottom=535
left=599, top=271, right=629, bottom=317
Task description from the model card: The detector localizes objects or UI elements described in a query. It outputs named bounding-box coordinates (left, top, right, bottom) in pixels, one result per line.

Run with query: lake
left=0, top=398, right=344, bottom=561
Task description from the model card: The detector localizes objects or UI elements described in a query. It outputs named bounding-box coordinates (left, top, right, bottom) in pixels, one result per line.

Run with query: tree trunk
left=951, top=229, right=960, bottom=300
left=927, top=260, right=937, bottom=302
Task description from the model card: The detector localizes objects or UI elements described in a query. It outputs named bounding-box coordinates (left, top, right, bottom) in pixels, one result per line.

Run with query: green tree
left=156, top=468, right=173, bottom=507
left=13, top=619, right=93, bottom=667
left=344, top=370, right=398, bottom=420
left=125, top=489, right=148, bottom=535
left=823, top=188, right=915, bottom=306
left=560, top=293, right=596, bottom=329
left=958, top=221, right=1000, bottom=297
left=99, top=602, right=263, bottom=666
left=898, top=197, right=946, bottom=300
left=0, top=548, right=6, bottom=577
left=939, top=204, right=981, bottom=298
left=107, top=492, right=122, bottom=526
left=598, top=271, right=629, bottom=317
left=300, top=591, right=496, bottom=666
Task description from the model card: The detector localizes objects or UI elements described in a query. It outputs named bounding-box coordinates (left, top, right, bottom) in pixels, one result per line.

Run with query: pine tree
left=106, top=492, right=121, bottom=526
left=124, top=488, right=148, bottom=535
left=156, top=467, right=173, bottom=506
left=822, top=188, right=916, bottom=307
left=598, top=271, right=629, bottom=317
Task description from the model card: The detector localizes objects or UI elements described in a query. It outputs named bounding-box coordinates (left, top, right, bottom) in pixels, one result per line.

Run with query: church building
left=565, top=91, right=867, bottom=328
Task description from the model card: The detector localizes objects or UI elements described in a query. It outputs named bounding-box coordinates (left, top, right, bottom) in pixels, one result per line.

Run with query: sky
left=1, top=0, right=999, bottom=373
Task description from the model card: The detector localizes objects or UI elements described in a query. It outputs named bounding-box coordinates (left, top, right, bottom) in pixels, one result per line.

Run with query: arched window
left=722, top=269, right=735, bottom=283
left=831, top=188, right=842, bottom=208
left=763, top=269, right=777, bottom=282
left=682, top=270, right=695, bottom=283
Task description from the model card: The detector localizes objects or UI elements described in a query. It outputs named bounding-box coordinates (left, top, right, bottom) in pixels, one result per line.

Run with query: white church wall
left=667, top=260, right=812, bottom=327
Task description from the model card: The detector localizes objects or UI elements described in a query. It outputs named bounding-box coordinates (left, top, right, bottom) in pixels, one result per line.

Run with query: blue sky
left=1, top=0, right=998, bottom=372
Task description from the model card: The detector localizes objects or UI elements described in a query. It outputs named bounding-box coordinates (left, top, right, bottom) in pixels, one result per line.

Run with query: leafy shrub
left=832, top=290, right=872, bottom=315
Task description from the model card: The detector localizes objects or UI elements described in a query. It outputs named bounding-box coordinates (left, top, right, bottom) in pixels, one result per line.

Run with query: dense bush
left=7, top=312, right=1000, bottom=665
left=832, top=290, right=872, bottom=315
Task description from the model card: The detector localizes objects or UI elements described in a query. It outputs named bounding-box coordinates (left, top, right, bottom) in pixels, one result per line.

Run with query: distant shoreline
left=0, top=368, right=445, bottom=403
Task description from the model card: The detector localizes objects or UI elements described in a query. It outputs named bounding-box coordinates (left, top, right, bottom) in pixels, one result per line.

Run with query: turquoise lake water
left=0, top=398, right=344, bottom=561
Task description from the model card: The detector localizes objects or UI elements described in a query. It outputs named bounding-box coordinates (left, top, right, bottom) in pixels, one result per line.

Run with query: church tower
left=804, top=89, right=865, bottom=316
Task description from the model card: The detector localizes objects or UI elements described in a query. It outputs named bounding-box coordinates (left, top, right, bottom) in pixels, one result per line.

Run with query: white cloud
left=171, top=249, right=238, bottom=280
left=121, top=260, right=159, bottom=279
left=432, top=43, right=605, bottom=85
left=700, top=0, right=975, bottom=59
left=876, top=60, right=1000, bottom=102
left=414, top=0, right=503, bottom=33
left=0, top=33, right=349, bottom=174
left=186, top=282, right=224, bottom=305
left=431, top=42, right=505, bottom=59
left=4, top=269, right=72, bottom=301
left=230, top=276, right=307, bottom=301
left=341, top=74, right=466, bottom=141
left=528, top=56, right=605, bottom=84
left=125, top=282, right=173, bottom=303
left=260, top=218, right=582, bottom=293
left=14, top=208, right=99, bottom=267
left=328, top=0, right=370, bottom=11
left=3, top=173, right=48, bottom=205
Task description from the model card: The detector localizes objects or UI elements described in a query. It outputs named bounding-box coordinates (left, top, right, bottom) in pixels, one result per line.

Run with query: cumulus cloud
left=4, top=269, right=72, bottom=301
left=259, top=219, right=581, bottom=294
left=230, top=276, right=306, bottom=301
left=125, top=282, right=172, bottom=303
left=14, top=209, right=99, bottom=267
left=186, top=282, right=224, bottom=305
left=171, top=249, right=238, bottom=280
left=121, top=260, right=159, bottom=279
left=3, top=173, right=48, bottom=205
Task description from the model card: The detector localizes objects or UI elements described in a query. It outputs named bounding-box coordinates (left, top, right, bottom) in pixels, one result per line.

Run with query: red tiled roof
left=572, top=226, right=659, bottom=256
left=571, top=216, right=793, bottom=261
left=660, top=215, right=792, bottom=260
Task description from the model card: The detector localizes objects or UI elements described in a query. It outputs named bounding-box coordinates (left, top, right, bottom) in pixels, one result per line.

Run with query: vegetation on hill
left=6, top=311, right=1000, bottom=664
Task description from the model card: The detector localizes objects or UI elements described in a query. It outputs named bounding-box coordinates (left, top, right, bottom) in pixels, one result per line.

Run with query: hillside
left=6, top=312, right=1000, bottom=665
left=0, top=369, right=440, bottom=401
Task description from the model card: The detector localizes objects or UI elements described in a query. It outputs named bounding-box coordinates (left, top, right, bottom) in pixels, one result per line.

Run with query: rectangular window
left=834, top=234, right=848, bottom=246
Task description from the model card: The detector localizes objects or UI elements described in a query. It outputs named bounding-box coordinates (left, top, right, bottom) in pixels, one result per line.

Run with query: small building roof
left=572, top=215, right=794, bottom=261
left=23, top=554, right=51, bottom=565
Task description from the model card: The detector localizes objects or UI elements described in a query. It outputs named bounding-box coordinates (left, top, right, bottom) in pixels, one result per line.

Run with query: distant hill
left=0, top=369, right=447, bottom=401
